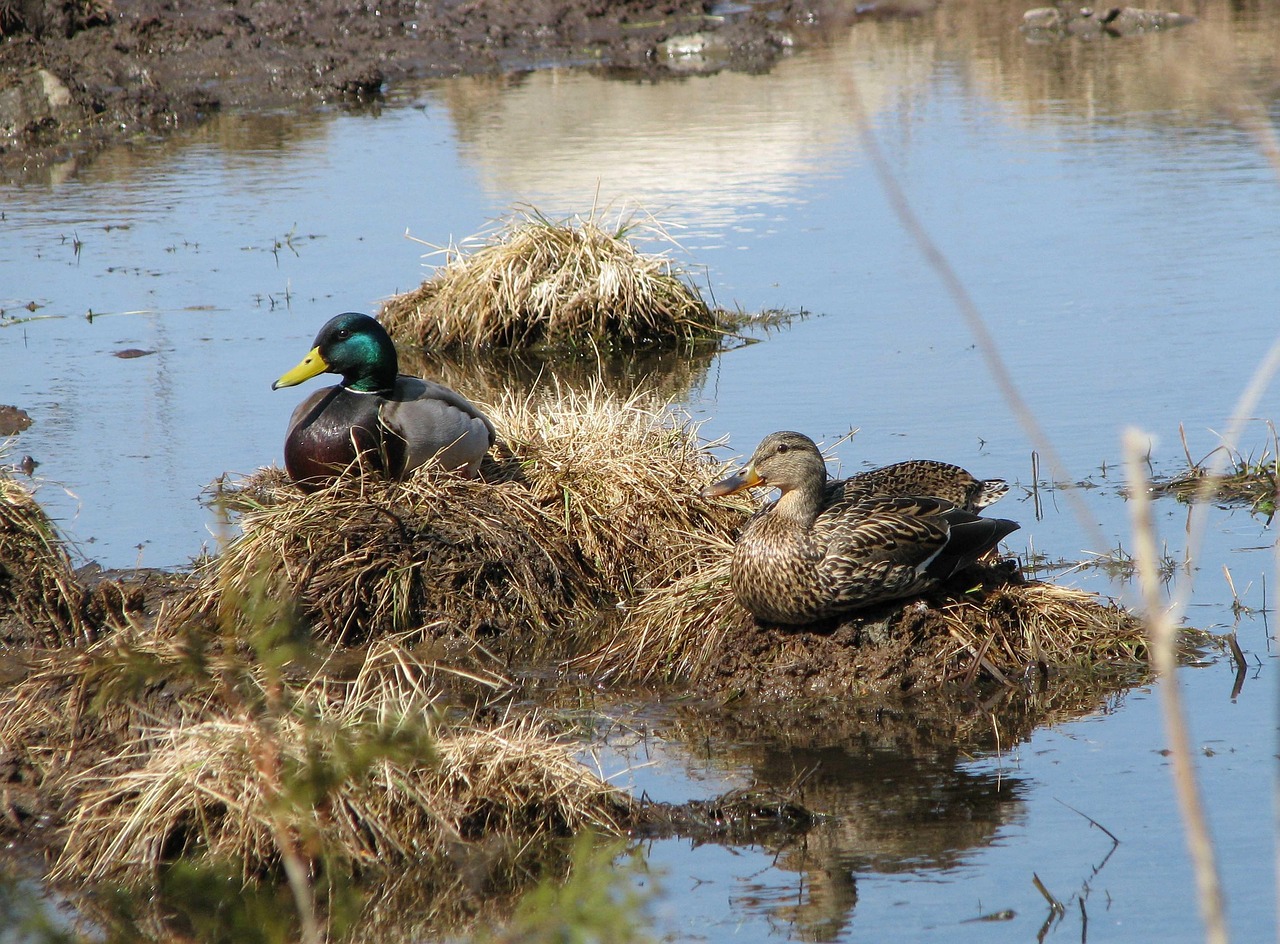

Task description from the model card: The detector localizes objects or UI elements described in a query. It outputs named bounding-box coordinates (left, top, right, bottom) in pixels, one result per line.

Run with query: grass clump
left=54, top=706, right=628, bottom=887
left=176, top=470, right=595, bottom=651
left=577, top=529, right=739, bottom=685
left=1159, top=452, right=1278, bottom=519
left=190, top=382, right=746, bottom=657
left=584, top=546, right=1164, bottom=700
left=380, top=206, right=718, bottom=352
left=1, top=566, right=635, bottom=939
left=0, top=472, right=92, bottom=647
left=1150, top=422, right=1278, bottom=519
left=491, top=381, right=750, bottom=595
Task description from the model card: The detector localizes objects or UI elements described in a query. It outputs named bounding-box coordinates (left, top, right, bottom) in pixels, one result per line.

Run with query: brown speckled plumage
left=837, top=459, right=1008, bottom=512
left=702, top=431, right=1019, bottom=625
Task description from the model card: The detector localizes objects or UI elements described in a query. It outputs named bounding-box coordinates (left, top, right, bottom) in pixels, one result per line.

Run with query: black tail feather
left=926, top=513, right=1020, bottom=581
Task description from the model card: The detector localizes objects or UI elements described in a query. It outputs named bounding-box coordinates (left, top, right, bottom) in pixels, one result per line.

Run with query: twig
left=845, top=75, right=1106, bottom=552
left=1123, top=430, right=1228, bottom=944
left=1032, top=872, right=1065, bottom=915
left=1031, top=450, right=1043, bottom=521
left=1055, top=797, right=1120, bottom=848
left=1227, top=633, right=1248, bottom=702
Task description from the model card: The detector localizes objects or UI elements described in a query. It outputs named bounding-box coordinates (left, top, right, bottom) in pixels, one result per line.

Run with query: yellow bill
left=272, top=347, right=328, bottom=389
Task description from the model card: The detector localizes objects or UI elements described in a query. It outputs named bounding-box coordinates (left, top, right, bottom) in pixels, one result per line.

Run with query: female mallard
left=272, top=312, right=495, bottom=492
left=838, top=457, right=1007, bottom=512
left=701, top=431, right=1019, bottom=624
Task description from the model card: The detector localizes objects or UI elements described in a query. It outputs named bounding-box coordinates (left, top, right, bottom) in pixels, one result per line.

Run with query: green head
left=272, top=312, right=399, bottom=393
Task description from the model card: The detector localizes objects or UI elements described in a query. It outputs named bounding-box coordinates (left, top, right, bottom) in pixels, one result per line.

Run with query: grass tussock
left=186, top=383, right=748, bottom=653
left=932, top=580, right=1154, bottom=688
left=174, top=470, right=595, bottom=650
left=585, top=549, right=1160, bottom=699
left=54, top=712, right=627, bottom=885
left=1151, top=422, right=1278, bottom=518
left=39, top=636, right=629, bottom=888
left=1160, top=454, right=1278, bottom=518
left=577, top=529, right=739, bottom=685
left=380, top=206, right=718, bottom=352
left=491, top=381, right=751, bottom=594
left=0, top=473, right=92, bottom=646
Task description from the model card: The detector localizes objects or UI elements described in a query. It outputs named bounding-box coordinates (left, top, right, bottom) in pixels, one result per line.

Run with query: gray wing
left=380, top=376, right=496, bottom=477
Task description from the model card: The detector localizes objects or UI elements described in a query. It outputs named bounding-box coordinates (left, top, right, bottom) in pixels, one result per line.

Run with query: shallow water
left=3, top=1, right=1278, bottom=940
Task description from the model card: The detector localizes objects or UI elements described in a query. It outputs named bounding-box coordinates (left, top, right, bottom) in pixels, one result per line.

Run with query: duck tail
left=926, top=514, right=1020, bottom=581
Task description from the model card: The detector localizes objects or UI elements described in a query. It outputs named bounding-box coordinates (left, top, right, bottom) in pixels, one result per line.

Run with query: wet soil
left=0, top=0, right=930, bottom=177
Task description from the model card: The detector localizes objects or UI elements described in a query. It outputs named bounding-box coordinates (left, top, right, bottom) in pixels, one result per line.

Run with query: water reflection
left=418, top=0, right=1280, bottom=237
left=398, top=342, right=725, bottom=406
left=933, top=0, right=1280, bottom=125
left=426, top=25, right=934, bottom=235
left=641, top=675, right=1143, bottom=940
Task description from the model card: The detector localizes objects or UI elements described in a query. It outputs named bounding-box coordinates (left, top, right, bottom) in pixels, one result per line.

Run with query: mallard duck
left=834, top=457, right=1007, bottom=512
left=701, top=431, right=1019, bottom=624
left=272, top=312, right=495, bottom=492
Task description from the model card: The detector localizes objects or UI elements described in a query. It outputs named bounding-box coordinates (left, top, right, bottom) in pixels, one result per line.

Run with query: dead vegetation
left=1149, top=421, right=1278, bottom=518
left=0, top=473, right=92, bottom=646
left=192, top=382, right=745, bottom=656
left=1157, top=452, right=1278, bottom=518
left=179, top=468, right=596, bottom=651
left=0, top=622, right=631, bottom=901
left=54, top=706, right=628, bottom=887
left=380, top=207, right=722, bottom=352
left=582, top=552, right=1171, bottom=701
left=489, top=382, right=749, bottom=594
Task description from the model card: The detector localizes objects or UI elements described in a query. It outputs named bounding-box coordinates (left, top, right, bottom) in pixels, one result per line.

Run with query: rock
left=1022, top=6, right=1195, bottom=40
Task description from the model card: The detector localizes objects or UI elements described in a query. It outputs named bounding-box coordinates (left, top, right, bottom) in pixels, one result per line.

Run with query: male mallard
left=701, top=431, right=1019, bottom=624
left=272, top=312, right=495, bottom=492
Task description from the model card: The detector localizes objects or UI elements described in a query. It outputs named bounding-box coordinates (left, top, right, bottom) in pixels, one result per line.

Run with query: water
left=2, top=2, right=1277, bottom=941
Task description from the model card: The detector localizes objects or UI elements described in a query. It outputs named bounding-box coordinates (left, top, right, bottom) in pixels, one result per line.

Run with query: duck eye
left=336, top=329, right=351, bottom=340
left=776, top=443, right=790, bottom=454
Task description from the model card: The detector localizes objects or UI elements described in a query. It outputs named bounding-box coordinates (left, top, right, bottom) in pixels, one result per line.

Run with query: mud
left=0, top=0, right=933, bottom=177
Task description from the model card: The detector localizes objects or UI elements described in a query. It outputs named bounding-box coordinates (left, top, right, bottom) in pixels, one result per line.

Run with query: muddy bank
left=0, top=0, right=921, bottom=177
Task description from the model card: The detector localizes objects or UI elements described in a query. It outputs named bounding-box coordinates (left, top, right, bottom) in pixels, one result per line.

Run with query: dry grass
left=172, top=470, right=597, bottom=651
left=183, top=382, right=748, bottom=655
left=489, top=380, right=751, bottom=595
left=1159, top=454, right=1278, bottom=518
left=577, top=529, right=740, bottom=685
left=931, top=581, right=1155, bottom=688
left=584, top=545, right=1166, bottom=698
left=0, top=473, right=92, bottom=646
left=1147, top=423, right=1279, bottom=518
left=53, top=639, right=630, bottom=886
left=381, top=206, right=718, bottom=352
